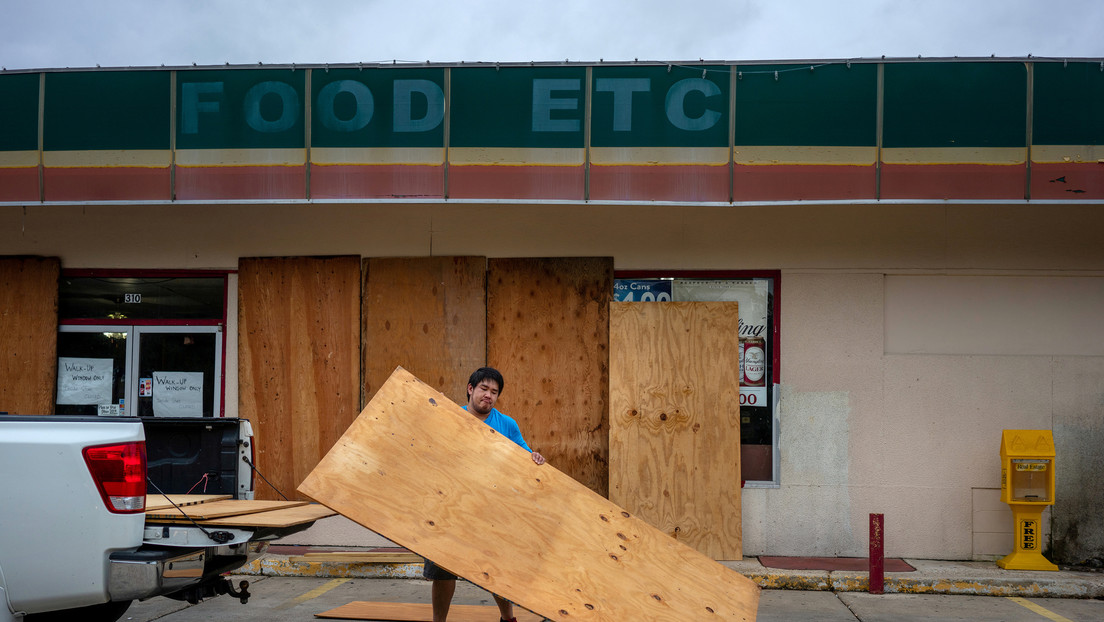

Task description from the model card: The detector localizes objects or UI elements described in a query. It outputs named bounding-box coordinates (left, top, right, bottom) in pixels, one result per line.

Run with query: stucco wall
left=4, top=200, right=1103, bottom=562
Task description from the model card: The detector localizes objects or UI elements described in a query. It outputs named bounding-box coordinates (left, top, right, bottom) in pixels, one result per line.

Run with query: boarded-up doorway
left=609, top=301, right=743, bottom=560
left=0, top=257, right=60, bottom=415
left=238, top=256, right=361, bottom=501
left=487, top=257, right=612, bottom=496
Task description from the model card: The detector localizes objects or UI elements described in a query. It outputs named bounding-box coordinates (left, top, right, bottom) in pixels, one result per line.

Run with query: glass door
left=132, top=326, right=222, bottom=418
left=56, top=326, right=132, bottom=416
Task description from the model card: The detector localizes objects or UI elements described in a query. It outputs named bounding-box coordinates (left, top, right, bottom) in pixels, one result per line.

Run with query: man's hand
left=531, top=451, right=546, bottom=465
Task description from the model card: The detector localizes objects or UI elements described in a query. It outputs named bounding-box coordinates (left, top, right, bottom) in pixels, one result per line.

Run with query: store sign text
left=180, top=77, right=724, bottom=135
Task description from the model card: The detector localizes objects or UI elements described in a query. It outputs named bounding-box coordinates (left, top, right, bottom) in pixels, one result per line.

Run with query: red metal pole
left=869, top=513, right=884, bottom=594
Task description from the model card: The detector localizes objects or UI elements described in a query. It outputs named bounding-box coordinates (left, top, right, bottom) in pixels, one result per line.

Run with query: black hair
left=467, top=366, right=504, bottom=395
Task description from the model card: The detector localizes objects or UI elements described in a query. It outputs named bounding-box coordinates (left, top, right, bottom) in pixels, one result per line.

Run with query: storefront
left=1, top=57, right=1102, bottom=565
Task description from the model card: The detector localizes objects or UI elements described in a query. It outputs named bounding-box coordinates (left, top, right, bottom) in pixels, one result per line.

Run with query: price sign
left=739, top=385, right=767, bottom=406
left=613, top=279, right=672, bottom=302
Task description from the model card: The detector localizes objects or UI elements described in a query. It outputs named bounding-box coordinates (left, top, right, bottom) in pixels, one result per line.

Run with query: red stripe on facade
left=589, top=165, right=729, bottom=202
left=175, top=166, right=306, bottom=200
left=1029, top=163, right=1104, bottom=200
left=448, top=165, right=584, bottom=201
left=311, top=164, right=445, bottom=199
left=0, top=168, right=39, bottom=201
left=43, top=167, right=170, bottom=201
left=880, top=163, right=1027, bottom=200
left=732, top=165, right=876, bottom=201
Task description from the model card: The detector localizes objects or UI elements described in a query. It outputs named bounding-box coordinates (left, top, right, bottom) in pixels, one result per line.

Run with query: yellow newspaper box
left=997, top=430, right=1058, bottom=571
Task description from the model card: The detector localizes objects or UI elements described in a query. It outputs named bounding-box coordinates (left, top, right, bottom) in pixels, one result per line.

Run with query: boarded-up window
left=0, top=257, right=60, bottom=415
left=488, top=257, right=612, bottom=496
left=238, top=256, right=360, bottom=500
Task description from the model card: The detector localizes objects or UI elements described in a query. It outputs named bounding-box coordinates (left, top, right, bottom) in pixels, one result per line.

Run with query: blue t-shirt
left=464, top=406, right=532, bottom=452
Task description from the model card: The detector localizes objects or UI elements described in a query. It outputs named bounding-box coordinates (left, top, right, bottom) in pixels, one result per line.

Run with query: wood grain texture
left=299, top=367, right=759, bottom=622
left=363, top=257, right=486, bottom=405
left=145, top=494, right=232, bottom=511
left=609, top=302, right=744, bottom=560
left=145, top=499, right=306, bottom=520
left=185, top=503, right=336, bottom=528
left=316, top=601, right=544, bottom=622
left=487, top=257, right=612, bottom=496
left=0, top=257, right=59, bottom=415
left=238, top=256, right=361, bottom=501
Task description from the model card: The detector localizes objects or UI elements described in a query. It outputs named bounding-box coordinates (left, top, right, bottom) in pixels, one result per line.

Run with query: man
left=423, top=366, right=545, bottom=622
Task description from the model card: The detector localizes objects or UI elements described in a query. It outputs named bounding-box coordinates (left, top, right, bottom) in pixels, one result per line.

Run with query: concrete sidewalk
left=240, top=547, right=1104, bottom=599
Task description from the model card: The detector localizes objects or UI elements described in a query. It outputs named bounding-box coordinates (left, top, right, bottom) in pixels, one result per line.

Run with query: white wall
left=4, top=200, right=1103, bottom=561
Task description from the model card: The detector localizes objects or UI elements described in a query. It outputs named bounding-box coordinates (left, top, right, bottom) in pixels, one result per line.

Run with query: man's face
left=467, top=378, right=500, bottom=416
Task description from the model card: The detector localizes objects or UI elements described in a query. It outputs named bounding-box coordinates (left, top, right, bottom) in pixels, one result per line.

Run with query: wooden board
left=487, top=257, right=612, bottom=496
left=0, top=257, right=59, bottom=415
left=609, top=302, right=744, bottom=560
left=316, top=601, right=544, bottom=622
left=363, top=257, right=486, bottom=405
left=299, top=367, right=760, bottom=622
left=145, top=499, right=306, bottom=520
left=238, top=256, right=362, bottom=501
left=186, top=503, right=336, bottom=528
left=145, top=494, right=232, bottom=511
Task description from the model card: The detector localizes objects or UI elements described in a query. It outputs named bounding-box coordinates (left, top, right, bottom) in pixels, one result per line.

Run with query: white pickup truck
left=0, top=415, right=318, bottom=622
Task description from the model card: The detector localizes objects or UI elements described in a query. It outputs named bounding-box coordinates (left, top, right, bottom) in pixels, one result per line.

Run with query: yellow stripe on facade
left=448, top=147, right=584, bottom=166
left=881, top=147, right=1026, bottom=165
left=311, top=147, right=445, bottom=166
left=589, top=147, right=729, bottom=166
left=0, top=151, right=39, bottom=168
left=175, top=148, right=306, bottom=167
left=733, top=145, right=877, bottom=166
left=1031, top=145, right=1104, bottom=164
left=43, top=150, right=171, bottom=168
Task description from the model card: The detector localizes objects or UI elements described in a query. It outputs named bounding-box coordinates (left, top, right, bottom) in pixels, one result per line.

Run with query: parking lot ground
left=123, top=575, right=1104, bottom=622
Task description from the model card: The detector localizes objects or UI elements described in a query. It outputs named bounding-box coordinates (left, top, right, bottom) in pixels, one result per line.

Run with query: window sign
left=152, top=371, right=205, bottom=417
left=56, top=357, right=113, bottom=405
left=614, top=274, right=779, bottom=484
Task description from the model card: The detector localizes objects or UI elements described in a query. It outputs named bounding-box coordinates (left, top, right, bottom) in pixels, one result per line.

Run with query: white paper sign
left=56, top=357, right=114, bottom=405
left=152, top=371, right=204, bottom=417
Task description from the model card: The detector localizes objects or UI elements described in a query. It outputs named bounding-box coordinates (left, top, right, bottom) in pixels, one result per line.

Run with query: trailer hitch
left=224, top=578, right=250, bottom=604
left=183, top=577, right=251, bottom=605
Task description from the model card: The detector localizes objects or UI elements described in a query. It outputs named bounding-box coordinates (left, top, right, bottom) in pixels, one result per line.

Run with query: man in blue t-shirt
left=423, top=366, right=545, bottom=622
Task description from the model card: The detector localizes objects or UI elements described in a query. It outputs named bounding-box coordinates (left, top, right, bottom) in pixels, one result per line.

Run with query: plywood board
left=239, top=256, right=361, bottom=501
left=609, top=302, right=744, bottom=560
left=316, top=601, right=543, bottom=622
left=145, top=494, right=232, bottom=511
left=363, top=257, right=486, bottom=405
left=189, top=503, right=336, bottom=528
left=0, top=257, right=59, bottom=416
left=145, top=499, right=306, bottom=520
left=487, top=257, right=612, bottom=496
left=299, top=367, right=759, bottom=622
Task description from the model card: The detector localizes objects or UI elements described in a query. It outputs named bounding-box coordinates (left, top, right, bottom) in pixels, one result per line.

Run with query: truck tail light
left=83, top=442, right=147, bottom=514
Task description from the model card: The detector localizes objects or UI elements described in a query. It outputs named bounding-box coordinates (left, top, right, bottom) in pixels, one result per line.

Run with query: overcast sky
left=2, top=0, right=1102, bottom=71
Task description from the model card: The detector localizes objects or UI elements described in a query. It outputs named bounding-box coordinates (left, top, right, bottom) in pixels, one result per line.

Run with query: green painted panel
left=735, top=63, right=876, bottom=146
left=884, top=62, right=1027, bottom=148
left=311, top=67, right=444, bottom=148
left=176, top=69, right=305, bottom=150
left=0, top=73, right=39, bottom=151
left=450, top=66, right=585, bottom=149
left=591, top=65, right=728, bottom=148
left=1033, top=62, right=1104, bottom=145
left=44, top=71, right=170, bottom=151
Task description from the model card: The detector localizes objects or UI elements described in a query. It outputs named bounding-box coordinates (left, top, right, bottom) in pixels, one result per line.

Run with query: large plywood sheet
left=0, top=257, right=59, bottom=415
left=363, top=257, right=486, bottom=405
left=609, top=302, right=744, bottom=560
left=238, top=256, right=361, bottom=501
left=299, top=367, right=759, bottom=622
left=487, top=257, right=612, bottom=496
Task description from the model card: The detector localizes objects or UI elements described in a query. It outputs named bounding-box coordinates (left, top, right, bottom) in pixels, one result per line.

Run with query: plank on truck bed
left=145, top=499, right=307, bottom=520
left=298, top=366, right=760, bottom=622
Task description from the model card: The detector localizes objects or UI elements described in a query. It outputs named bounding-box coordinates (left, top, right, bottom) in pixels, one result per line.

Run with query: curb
left=241, top=554, right=1104, bottom=599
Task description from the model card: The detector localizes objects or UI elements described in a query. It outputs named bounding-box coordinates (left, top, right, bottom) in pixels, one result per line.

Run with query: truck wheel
left=25, top=600, right=132, bottom=622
